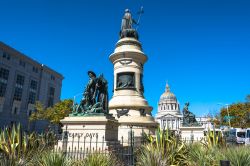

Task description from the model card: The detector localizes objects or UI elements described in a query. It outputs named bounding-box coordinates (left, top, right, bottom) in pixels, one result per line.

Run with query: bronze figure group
left=71, top=71, right=108, bottom=116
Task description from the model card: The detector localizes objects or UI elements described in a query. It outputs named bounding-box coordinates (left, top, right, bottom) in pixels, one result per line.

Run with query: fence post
left=129, top=125, right=134, bottom=166
left=62, top=125, right=68, bottom=155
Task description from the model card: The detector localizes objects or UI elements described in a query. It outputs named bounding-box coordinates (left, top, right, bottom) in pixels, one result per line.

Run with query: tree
left=29, top=101, right=47, bottom=121
left=220, top=97, right=250, bottom=128
left=245, top=94, right=250, bottom=103
left=29, top=99, right=73, bottom=124
left=46, top=99, right=73, bottom=124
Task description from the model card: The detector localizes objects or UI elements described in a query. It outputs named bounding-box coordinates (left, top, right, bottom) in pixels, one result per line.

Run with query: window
left=0, top=68, right=9, bottom=80
left=13, top=87, right=22, bottom=101
left=2, top=52, right=10, bottom=60
left=28, top=80, right=37, bottom=104
left=32, top=66, right=38, bottom=73
left=13, top=107, right=18, bottom=115
left=0, top=103, right=3, bottom=112
left=28, top=91, right=36, bottom=104
left=19, top=60, right=26, bottom=67
left=16, top=75, right=25, bottom=86
left=51, top=75, right=55, bottom=81
left=28, top=110, right=32, bottom=116
left=237, top=132, right=246, bottom=138
left=49, top=87, right=55, bottom=96
left=10, top=121, right=16, bottom=126
left=30, top=80, right=37, bottom=90
left=13, top=75, right=25, bottom=101
left=0, top=68, right=9, bottom=97
left=47, top=87, right=55, bottom=107
left=0, top=83, right=7, bottom=97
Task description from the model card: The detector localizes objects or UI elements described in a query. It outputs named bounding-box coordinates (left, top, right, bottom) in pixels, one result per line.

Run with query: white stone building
left=155, top=83, right=213, bottom=142
left=155, top=83, right=182, bottom=131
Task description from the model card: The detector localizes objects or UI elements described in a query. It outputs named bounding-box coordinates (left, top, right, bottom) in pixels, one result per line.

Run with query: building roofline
left=0, top=41, right=64, bottom=79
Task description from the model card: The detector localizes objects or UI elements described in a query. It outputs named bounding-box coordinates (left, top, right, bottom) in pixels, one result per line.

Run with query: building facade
left=155, top=83, right=182, bottom=131
left=156, top=83, right=213, bottom=138
left=0, top=42, right=63, bottom=130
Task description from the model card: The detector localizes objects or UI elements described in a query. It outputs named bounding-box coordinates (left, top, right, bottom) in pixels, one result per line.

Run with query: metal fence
left=53, top=130, right=143, bottom=166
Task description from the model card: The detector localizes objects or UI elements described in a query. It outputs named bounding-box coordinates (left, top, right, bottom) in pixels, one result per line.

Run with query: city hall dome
left=156, top=83, right=182, bottom=131
left=157, top=83, right=181, bottom=116
left=160, top=84, right=177, bottom=101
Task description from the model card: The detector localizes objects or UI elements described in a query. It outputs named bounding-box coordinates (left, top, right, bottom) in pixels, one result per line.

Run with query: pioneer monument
left=109, top=9, right=158, bottom=140
left=57, top=9, right=158, bottom=150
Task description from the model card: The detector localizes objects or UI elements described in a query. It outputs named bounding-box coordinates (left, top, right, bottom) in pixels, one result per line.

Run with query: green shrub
left=137, top=143, right=168, bottom=166
left=82, top=152, right=122, bottom=166
left=202, top=128, right=226, bottom=149
left=29, top=151, right=71, bottom=166
left=0, top=124, right=57, bottom=164
left=188, top=143, right=220, bottom=166
left=137, top=128, right=188, bottom=166
left=221, top=146, right=250, bottom=166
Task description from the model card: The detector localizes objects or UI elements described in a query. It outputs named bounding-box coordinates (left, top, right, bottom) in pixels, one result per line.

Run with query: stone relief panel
left=116, top=72, right=135, bottom=89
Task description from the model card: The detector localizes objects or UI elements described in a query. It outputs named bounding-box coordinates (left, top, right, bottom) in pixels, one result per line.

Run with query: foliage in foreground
left=137, top=128, right=188, bottom=166
left=29, top=151, right=72, bottom=166
left=81, top=153, right=122, bottom=166
left=0, top=124, right=56, bottom=165
left=220, top=146, right=250, bottom=166
left=202, top=128, right=225, bottom=149
left=188, top=143, right=220, bottom=166
left=28, top=151, right=122, bottom=166
left=188, top=143, right=250, bottom=166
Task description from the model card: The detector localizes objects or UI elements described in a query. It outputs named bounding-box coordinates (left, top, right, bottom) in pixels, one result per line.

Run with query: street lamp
left=218, top=103, right=231, bottom=128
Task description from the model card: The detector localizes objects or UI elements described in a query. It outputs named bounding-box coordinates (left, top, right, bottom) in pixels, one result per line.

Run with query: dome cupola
left=160, top=84, right=177, bottom=101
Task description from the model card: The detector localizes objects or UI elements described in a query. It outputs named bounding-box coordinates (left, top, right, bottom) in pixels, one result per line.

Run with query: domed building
left=155, top=83, right=183, bottom=131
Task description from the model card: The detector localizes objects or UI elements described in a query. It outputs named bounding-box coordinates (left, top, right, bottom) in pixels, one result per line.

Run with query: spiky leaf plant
left=221, top=146, right=250, bottom=166
left=82, top=152, right=122, bottom=166
left=29, top=151, right=71, bottom=166
left=202, top=128, right=225, bottom=149
left=138, top=128, right=188, bottom=166
left=188, top=143, right=220, bottom=166
left=0, top=124, right=57, bottom=164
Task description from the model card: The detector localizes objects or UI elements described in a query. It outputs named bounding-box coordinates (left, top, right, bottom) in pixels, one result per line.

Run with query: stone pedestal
left=56, top=115, right=119, bottom=152
left=109, top=37, right=158, bottom=141
left=179, top=126, right=205, bottom=142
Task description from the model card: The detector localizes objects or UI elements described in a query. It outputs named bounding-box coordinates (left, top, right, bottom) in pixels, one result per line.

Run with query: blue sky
left=0, top=0, right=249, bottom=116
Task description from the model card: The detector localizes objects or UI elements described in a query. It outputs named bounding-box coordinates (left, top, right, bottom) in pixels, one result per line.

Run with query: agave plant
left=29, top=151, right=72, bottom=166
left=0, top=124, right=57, bottom=164
left=137, top=143, right=168, bottom=166
left=221, top=146, right=250, bottom=166
left=187, top=143, right=220, bottom=166
left=0, top=124, right=26, bottom=160
left=138, top=128, right=188, bottom=166
left=202, top=128, right=225, bottom=149
left=82, top=152, right=122, bottom=166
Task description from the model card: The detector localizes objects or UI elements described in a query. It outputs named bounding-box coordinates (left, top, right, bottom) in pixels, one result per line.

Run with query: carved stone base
left=56, top=115, right=119, bottom=152
left=179, top=126, right=205, bottom=142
